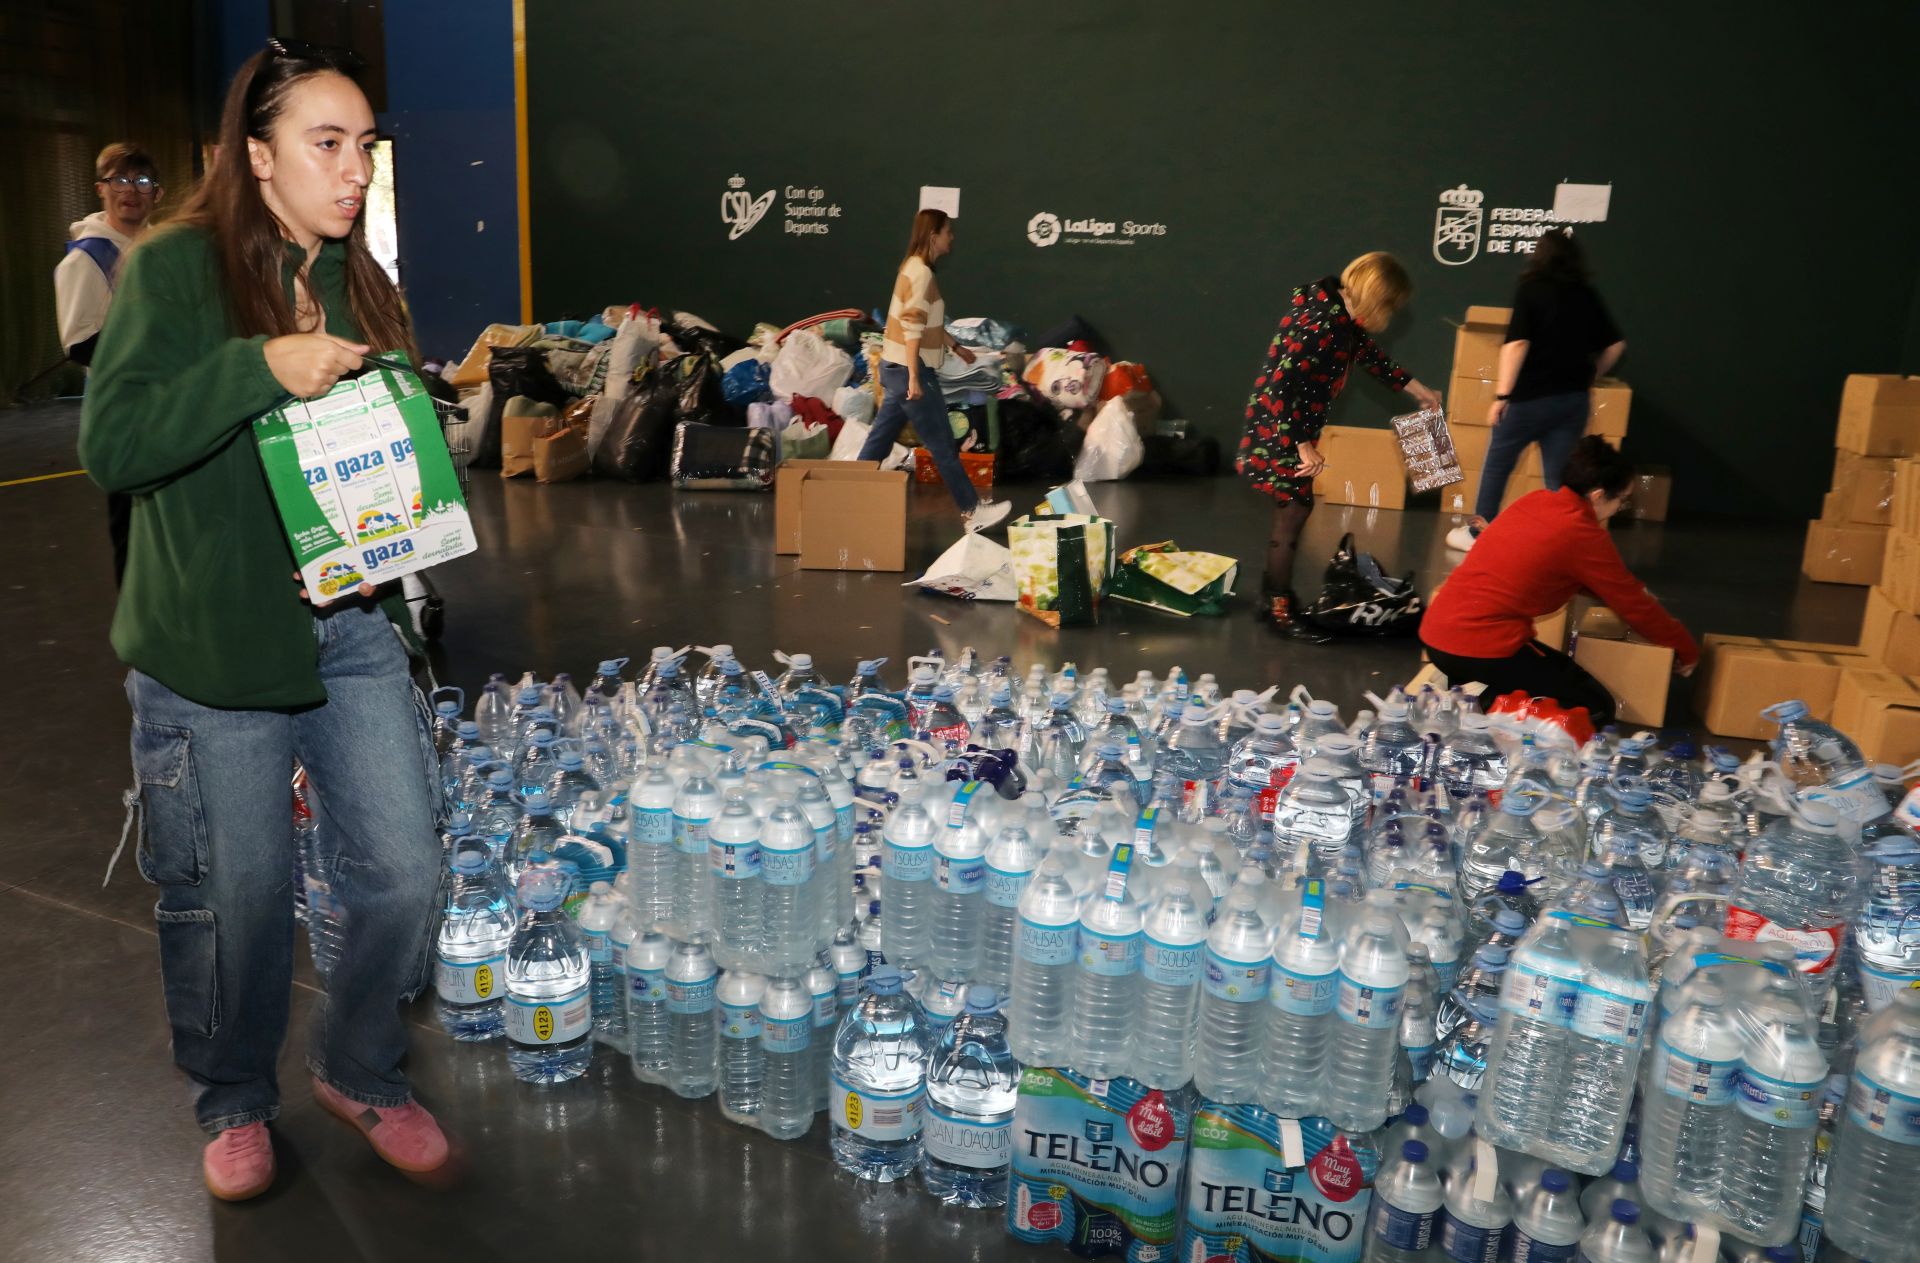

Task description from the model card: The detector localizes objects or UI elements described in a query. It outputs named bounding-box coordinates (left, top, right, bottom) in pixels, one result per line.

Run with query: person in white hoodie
left=56, top=142, right=163, bottom=584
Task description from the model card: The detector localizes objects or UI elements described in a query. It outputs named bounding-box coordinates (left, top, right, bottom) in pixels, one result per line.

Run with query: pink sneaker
left=203, top=1122, right=275, bottom=1201
left=312, top=1077, right=450, bottom=1173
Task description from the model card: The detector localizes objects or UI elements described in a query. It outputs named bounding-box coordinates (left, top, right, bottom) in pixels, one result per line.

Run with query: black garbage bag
left=995, top=395, right=1078, bottom=483
left=671, top=353, right=740, bottom=428
left=1300, top=532, right=1424, bottom=636
left=471, top=345, right=569, bottom=468
left=595, top=365, right=678, bottom=482
left=1033, top=314, right=1110, bottom=357
left=662, top=314, right=746, bottom=361
left=1138, top=434, right=1221, bottom=477
left=671, top=422, right=775, bottom=490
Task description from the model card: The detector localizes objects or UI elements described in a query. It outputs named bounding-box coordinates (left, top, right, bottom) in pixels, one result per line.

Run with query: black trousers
left=1424, top=639, right=1617, bottom=730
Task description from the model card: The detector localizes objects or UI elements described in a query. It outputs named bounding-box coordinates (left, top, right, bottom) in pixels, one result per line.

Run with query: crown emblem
left=1439, top=184, right=1484, bottom=208
left=727, top=174, right=746, bottom=190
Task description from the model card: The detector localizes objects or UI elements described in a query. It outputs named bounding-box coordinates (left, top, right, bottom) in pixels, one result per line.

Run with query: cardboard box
left=1578, top=605, right=1631, bottom=639
left=533, top=426, right=589, bottom=483
left=1450, top=424, right=1492, bottom=471
left=798, top=467, right=908, bottom=571
left=774, top=459, right=870, bottom=555
left=1588, top=379, right=1632, bottom=439
left=1448, top=374, right=1499, bottom=429
left=1534, top=604, right=1572, bottom=651
left=1894, top=458, right=1920, bottom=539
left=1830, top=669, right=1920, bottom=765
left=1831, top=452, right=1898, bottom=524
left=912, top=448, right=994, bottom=489
left=1802, top=519, right=1888, bottom=585
left=1502, top=473, right=1548, bottom=509
left=1822, top=489, right=1845, bottom=522
left=1881, top=530, right=1920, bottom=613
left=1574, top=634, right=1674, bottom=726
left=1314, top=426, right=1408, bottom=509
left=1860, top=585, right=1920, bottom=673
left=1451, top=306, right=1511, bottom=381
left=1836, top=374, right=1920, bottom=457
left=1693, top=634, right=1872, bottom=739
left=1629, top=467, right=1672, bottom=521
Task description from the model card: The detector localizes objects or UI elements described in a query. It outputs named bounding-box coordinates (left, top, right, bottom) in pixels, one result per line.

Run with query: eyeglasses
left=102, top=175, right=160, bottom=192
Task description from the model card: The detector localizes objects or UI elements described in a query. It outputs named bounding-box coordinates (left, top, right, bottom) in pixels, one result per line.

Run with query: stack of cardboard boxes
left=1802, top=375, right=1920, bottom=586
left=1832, top=448, right=1920, bottom=763
left=1439, top=307, right=1664, bottom=519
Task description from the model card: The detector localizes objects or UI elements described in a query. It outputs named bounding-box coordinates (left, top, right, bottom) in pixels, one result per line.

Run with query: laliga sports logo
left=1027, top=212, right=1062, bottom=247
left=721, top=174, right=775, bottom=241
left=1433, top=184, right=1485, bottom=266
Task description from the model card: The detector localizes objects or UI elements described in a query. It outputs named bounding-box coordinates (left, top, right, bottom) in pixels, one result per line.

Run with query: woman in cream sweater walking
left=859, top=208, right=1011, bottom=532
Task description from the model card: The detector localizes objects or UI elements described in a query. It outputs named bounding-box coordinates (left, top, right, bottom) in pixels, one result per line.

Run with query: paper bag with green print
left=1103, top=541, right=1239, bottom=617
left=1007, top=513, right=1116, bottom=628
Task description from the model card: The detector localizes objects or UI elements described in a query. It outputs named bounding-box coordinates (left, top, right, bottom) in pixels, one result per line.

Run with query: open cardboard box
left=797, top=467, right=909, bottom=572
left=1313, top=425, right=1408, bottom=509
left=774, top=459, right=869, bottom=554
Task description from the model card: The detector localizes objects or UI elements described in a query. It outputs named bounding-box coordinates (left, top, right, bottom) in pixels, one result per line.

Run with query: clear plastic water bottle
left=1412, top=897, right=1468, bottom=996
left=1324, top=888, right=1411, bottom=1131
left=1720, top=943, right=1829, bottom=1243
left=1260, top=876, right=1342, bottom=1115
left=1508, top=1168, right=1585, bottom=1263
left=806, top=963, right=839, bottom=1114
left=1365, top=1139, right=1445, bottom=1263
left=1578, top=1158, right=1640, bottom=1225
left=830, top=965, right=931, bottom=1182
left=1403, top=944, right=1441, bottom=1085
left=927, top=783, right=990, bottom=982
left=716, top=970, right=767, bottom=1125
left=1131, top=854, right=1207, bottom=1088
left=671, top=768, right=720, bottom=944
left=981, top=806, right=1043, bottom=993
left=1763, top=700, right=1886, bottom=824
left=758, top=792, right=818, bottom=976
left=1549, top=920, right=1650, bottom=1170
left=1359, top=698, right=1426, bottom=803
left=1440, top=1141, right=1515, bottom=1263
left=1440, top=713, right=1511, bottom=804
left=1823, top=987, right=1920, bottom=1263
left=1589, top=777, right=1672, bottom=871
left=1193, top=871, right=1273, bottom=1104
left=1478, top=911, right=1587, bottom=1152
left=577, top=881, right=626, bottom=1046
left=1154, top=700, right=1230, bottom=820
left=665, top=938, right=719, bottom=1098
left=790, top=772, right=841, bottom=943
left=1599, top=834, right=1658, bottom=934
left=505, top=863, right=593, bottom=1084
left=1069, top=844, right=1144, bottom=1080
left=1274, top=757, right=1359, bottom=873
left=880, top=779, right=937, bottom=974
left=1574, top=1200, right=1652, bottom=1263
left=921, top=975, right=970, bottom=1042
left=625, top=927, right=673, bottom=1084
left=1560, top=861, right=1628, bottom=928
left=922, top=985, right=1019, bottom=1208
left=1638, top=962, right=1740, bottom=1220
left=436, top=843, right=514, bottom=1041
left=709, top=791, right=763, bottom=970
left=755, top=973, right=814, bottom=1140
left=1856, top=837, right=1920, bottom=1011
left=1008, top=853, right=1080, bottom=1067
left=1228, top=711, right=1300, bottom=811
left=1464, top=796, right=1545, bottom=902
left=1725, top=799, right=1865, bottom=1010
left=626, top=758, right=678, bottom=932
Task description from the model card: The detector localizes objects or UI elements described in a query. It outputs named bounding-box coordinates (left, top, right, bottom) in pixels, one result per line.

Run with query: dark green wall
left=526, top=2, right=1918, bottom=519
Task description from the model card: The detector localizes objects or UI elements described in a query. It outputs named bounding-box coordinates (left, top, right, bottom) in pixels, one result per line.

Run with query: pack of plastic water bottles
left=330, top=642, right=1920, bottom=1262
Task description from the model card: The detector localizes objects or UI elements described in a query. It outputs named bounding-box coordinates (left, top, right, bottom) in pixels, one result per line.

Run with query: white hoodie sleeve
left=55, top=248, right=113, bottom=354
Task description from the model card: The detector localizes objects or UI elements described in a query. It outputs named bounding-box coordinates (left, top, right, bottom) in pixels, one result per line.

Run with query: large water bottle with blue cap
left=1357, top=694, right=1426, bottom=803
left=436, top=841, right=514, bottom=1041
left=1822, top=987, right=1920, bottom=1263
left=1007, top=851, right=1079, bottom=1066
left=1228, top=711, right=1299, bottom=813
left=880, top=772, right=937, bottom=973
left=927, top=781, right=990, bottom=982
left=1068, top=839, right=1143, bottom=1080
left=1463, top=793, right=1544, bottom=902
left=544, top=738, right=603, bottom=831
left=1576, top=1201, right=1654, bottom=1263
left=505, top=787, right=562, bottom=887
left=1273, top=757, right=1358, bottom=875
left=1438, top=711, right=1510, bottom=803
left=516, top=725, right=560, bottom=796
left=1589, top=775, right=1672, bottom=872
left=921, top=985, right=1018, bottom=1208
left=504, top=861, right=592, bottom=1083
left=472, top=766, right=522, bottom=858
left=1477, top=909, right=1589, bottom=1153
left=1363, top=1139, right=1445, bottom=1263
left=1325, top=887, right=1412, bottom=1131
left=1259, top=876, right=1342, bottom=1115
left=507, top=682, right=547, bottom=759
left=830, top=964, right=931, bottom=1182
left=1153, top=700, right=1229, bottom=819
left=474, top=672, right=511, bottom=745
left=664, top=938, right=719, bottom=1098
left=1763, top=699, right=1886, bottom=824
left=1193, top=870, right=1273, bottom=1105
left=1724, top=796, right=1864, bottom=1010
left=1856, top=837, right=1920, bottom=1011
left=1507, top=1168, right=1585, bottom=1263
left=1548, top=915, right=1650, bottom=1170
left=1719, top=942, right=1828, bottom=1243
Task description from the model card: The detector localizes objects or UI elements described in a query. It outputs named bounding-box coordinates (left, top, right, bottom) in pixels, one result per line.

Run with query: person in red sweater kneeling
left=1420, top=437, right=1698, bottom=730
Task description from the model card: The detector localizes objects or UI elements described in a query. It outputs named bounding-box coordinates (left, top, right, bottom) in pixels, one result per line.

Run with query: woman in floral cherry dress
left=1239, top=251, right=1440, bottom=639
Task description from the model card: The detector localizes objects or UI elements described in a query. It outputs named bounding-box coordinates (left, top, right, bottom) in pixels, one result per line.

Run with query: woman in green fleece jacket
left=79, top=43, right=449, bottom=1200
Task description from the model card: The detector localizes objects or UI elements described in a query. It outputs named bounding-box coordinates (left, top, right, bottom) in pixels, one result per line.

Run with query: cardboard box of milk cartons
left=254, top=364, right=476, bottom=603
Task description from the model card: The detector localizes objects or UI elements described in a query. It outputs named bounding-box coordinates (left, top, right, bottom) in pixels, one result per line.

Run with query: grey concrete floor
left=0, top=401, right=1860, bottom=1262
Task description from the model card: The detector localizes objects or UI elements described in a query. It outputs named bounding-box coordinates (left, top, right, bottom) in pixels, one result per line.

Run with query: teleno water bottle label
left=720, top=1001, right=762, bottom=1040
left=504, top=986, right=589, bottom=1045
left=1020, top=917, right=1078, bottom=966
left=710, top=840, right=761, bottom=879
left=1509, top=1228, right=1577, bottom=1263
left=1503, top=962, right=1578, bottom=1026
left=760, top=1012, right=810, bottom=1053
left=1654, top=1039, right=1738, bottom=1103
left=883, top=838, right=934, bottom=883
left=985, top=864, right=1034, bottom=908
left=946, top=782, right=982, bottom=829
left=1570, top=982, right=1649, bottom=1045
left=435, top=953, right=503, bottom=1004
left=1368, top=1200, right=1436, bottom=1252
left=674, top=815, right=711, bottom=855
left=1079, top=926, right=1144, bottom=977
left=583, top=926, right=612, bottom=964
left=934, top=853, right=987, bottom=893
left=633, top=806, right=673, bottom=847
left=1335, top=975, right=1403, bottom=1029
left=760, top=842, right=815, bottom=886
left=628, top=967, right=667, bottom=1005
left=1724, top=906, right=1844, bottom=974
left=666, top=974, right=717, bottom=1015
left=1140, top=937, right=1203, bottom=987
left=1204, top=951, right=1272, bottom=1003
left=924, top=1104, right=1011, bottom=1170
left=1270, top=964, right=1338, bottom=1016
left=1440, top=1210, right=1504, bottom=1263
left=1734, top=1069, right=1822, bottom=1128
left=1845, top=1070, right=1920, bottom=1145
left=830, top=1076, right=924, bottom=1141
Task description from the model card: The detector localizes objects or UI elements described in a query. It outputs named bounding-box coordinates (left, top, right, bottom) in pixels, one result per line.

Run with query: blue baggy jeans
left=859, top=358, right=980, bottom=512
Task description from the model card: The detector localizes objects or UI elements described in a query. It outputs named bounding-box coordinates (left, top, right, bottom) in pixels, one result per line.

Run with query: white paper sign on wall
left=920, top=186, right=961, bottom=218
left=1553, top=182, right=1612, bottom=223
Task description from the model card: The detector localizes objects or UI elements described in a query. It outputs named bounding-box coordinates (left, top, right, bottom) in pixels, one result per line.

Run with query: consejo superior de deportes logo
left=1027, top=212, right=1062, bottom=247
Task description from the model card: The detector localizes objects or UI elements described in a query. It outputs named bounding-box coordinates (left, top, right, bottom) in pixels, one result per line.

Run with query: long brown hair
left=166, top=47, right=415, bottom=359
left=903, top=208, right=950, bottom=269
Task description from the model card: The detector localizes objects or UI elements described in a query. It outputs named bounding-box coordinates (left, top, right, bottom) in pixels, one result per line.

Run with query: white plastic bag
left=587, top=307, right=663, bottom=458
left=1073, top=397, right=1145, bottom=482
left=833, top=384, right=876, bottom=427
left=904, top=533, right=1016, bottom=601
left=768, top=329, right=853, bottom=402
left=829, top=418, right=911, bottom=469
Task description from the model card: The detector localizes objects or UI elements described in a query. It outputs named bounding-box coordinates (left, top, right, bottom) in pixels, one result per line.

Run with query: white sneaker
left=963, top=499, right=1012, bottom=534
left=1445, top=524, right=1479, bottom=553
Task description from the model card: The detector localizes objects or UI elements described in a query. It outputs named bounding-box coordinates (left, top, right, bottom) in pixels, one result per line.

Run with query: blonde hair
left=1340, top=251, right=1411, bottom=330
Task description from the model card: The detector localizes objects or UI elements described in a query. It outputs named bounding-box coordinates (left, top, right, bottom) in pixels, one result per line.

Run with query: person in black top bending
left=1449, top=229, right=1625, bottom=552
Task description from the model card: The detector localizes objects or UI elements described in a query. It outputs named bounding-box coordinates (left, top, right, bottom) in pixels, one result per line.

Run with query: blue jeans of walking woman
left=123, top=600, right=444, bottom=1133
left=859, top=358, right=979, bottom=512
left=1473, top=391, right=1590, bottom=522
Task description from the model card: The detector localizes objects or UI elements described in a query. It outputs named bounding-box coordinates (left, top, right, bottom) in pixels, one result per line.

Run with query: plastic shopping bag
left=1301, top=532, right=1423, bottom=637
left=768, top=329, right=852, bottom=403
left=1020, top=347, right=1108, bottom=416
left=832, top=385, right=875, bottom=427
left=1103, top=541, right=1238, bottom=617
left=904, top=533, right=1016, bottom=601
left=1072, top=397, right=1144, bottom=482
left=1007, top=513, right=1116, bottom=628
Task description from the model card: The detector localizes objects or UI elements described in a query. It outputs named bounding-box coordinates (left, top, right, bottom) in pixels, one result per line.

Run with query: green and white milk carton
left=253, top=363, right=474, bottom=603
